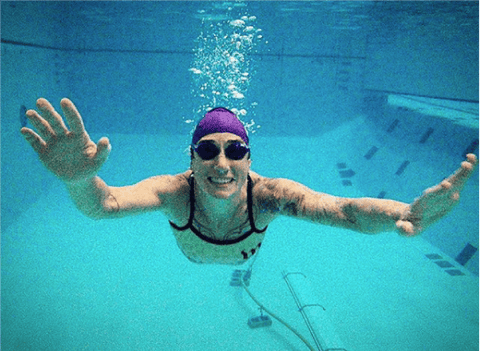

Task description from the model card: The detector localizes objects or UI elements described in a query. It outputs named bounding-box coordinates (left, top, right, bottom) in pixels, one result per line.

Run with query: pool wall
left=2, top=2, right=478, bottom=274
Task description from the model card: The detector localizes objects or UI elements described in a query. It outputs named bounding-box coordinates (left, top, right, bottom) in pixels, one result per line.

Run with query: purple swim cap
left=192, top=107, right=249, bottom=145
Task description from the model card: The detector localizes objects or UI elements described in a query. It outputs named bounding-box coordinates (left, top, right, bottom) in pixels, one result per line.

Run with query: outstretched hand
left=20, top=98, right=111, bottom=183
left=396, top=154, right=478, bottom=236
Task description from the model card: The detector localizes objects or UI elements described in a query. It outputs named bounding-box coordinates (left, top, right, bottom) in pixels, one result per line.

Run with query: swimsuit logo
left=241, top=242, right=262, bottom=260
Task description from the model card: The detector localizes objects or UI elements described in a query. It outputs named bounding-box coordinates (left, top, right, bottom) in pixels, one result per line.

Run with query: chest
left=190, top=203, right=248, bottom=240
left=168, top=177, right=275, bottom=241
left=171, top=224, right=265, bottom=265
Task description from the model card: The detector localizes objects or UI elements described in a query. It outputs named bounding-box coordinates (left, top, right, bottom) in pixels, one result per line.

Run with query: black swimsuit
left=169, top=174, right=268, bottom=246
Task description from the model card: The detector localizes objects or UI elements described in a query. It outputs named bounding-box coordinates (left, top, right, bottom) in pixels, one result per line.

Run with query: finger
left=60, top=98, right=86, bottom=134
left=445, top=156, right=478, bottom=190
left=417, top=182, right=461, bottom=212
left=94, top=137, right=111, bottom=165
left=419, top=180, right=450, bottom=201
left=466, top=153, right=477, bottom=165
left=36, top=98, right=68, bottom=135
left=451, top=192, right=460, bottom=201
left=25, top=109, right=56, bottom=141
left=423, top=155, right=478, bottom=200
left=20, top=127, right=47, bottom=153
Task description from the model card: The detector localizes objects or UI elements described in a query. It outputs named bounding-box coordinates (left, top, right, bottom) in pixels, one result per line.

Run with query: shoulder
left=156, top=170, right=192, bottom=199
left=137, top=170, right=191, bottom=195
left=249, top=171, right=333, bottom=218
left=249, top=171, right=310, bottom=215
left=150, top=170, right=192, bottom=219
left=250, top=171, right=314, bottom=198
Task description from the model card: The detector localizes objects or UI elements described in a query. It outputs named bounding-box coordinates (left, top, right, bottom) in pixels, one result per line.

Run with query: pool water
left=1, top=1, right=478, bottom=350
left=3, top=126, right=478, bottom=350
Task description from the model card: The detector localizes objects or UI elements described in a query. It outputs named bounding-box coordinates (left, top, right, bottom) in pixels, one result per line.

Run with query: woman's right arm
left=21, top=98, right=186, bottom=219
left=65, top=174, right=185, bottom=219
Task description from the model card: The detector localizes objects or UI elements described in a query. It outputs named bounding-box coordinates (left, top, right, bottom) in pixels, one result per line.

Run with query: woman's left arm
left=255, top=154, right=477, bottom=236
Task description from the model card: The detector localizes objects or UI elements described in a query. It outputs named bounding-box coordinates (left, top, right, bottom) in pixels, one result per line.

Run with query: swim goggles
left=192, top=141, right=250, bottom=161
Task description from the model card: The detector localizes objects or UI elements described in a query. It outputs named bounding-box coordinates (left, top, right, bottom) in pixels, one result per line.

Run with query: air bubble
left=232, top=91, right=245, bottom=99
left=189, top=7, right=265, bottom=129
left=230, top=19, right=245, bottom=27
left=189, top=68, right=203, bottom=74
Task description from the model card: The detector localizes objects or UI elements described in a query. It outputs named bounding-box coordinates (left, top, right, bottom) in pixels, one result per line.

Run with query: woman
left=21, top=98, right=478, bottom=265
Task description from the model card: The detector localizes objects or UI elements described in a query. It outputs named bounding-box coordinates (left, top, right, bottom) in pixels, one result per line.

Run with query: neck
left=194, top=179, right=248, bottom=221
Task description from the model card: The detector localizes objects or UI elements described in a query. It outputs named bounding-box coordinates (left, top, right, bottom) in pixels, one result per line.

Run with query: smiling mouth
left=209, top=177, right=234, bottom=184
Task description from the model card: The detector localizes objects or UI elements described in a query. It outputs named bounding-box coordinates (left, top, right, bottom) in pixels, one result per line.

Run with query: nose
left=213, top=151, right=229, bottom=174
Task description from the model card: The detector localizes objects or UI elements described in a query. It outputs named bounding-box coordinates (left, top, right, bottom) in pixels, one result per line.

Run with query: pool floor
left=2, top=120, right=478, bottom=351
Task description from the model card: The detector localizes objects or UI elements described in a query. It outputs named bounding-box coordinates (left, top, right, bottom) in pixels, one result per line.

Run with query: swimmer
left=20, top=98, right=478, bottom=265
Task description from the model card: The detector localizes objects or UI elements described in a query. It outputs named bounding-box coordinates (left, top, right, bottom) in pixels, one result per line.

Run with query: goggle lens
left=193, top=142, right=249, bottom=161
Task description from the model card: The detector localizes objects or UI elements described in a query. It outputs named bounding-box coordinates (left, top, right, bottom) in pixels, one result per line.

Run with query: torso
left=167, top=171, right=276, bottom=265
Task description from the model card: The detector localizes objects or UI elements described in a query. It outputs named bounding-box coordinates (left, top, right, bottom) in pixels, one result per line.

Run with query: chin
left=206, top=181, right=240, bottom=199
left=207, top=185, right=237, bottom=199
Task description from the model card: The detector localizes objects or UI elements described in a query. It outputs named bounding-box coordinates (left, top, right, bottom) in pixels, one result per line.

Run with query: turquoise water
left=2, top=1, right=479, bottom=350
left=3, top=130, right=478, bottom=350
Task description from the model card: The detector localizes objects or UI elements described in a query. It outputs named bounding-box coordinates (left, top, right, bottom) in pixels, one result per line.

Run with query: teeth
left=210, top=177, right=232, bottom=184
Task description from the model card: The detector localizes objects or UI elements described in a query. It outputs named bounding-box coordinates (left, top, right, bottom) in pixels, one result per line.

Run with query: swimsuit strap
left=247, top=175, right=268, bottom=233
left=168, top=174, right=195, bottom=231
left=169, top=173, right=268, bottom=243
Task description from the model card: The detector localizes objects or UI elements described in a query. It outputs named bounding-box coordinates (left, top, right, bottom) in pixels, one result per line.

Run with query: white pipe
left=241, top=276, right=316, bottom=351
left=283, top=271, right=348, bottom=351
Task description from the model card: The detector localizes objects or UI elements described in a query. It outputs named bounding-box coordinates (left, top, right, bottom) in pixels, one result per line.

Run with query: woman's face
left=191, top=132, right=251, bottom=200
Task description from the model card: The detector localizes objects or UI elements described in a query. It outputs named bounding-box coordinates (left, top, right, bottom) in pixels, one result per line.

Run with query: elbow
left=91, top=194, right=121, bottom=219
left=82, top=198, right=119, bottom=220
